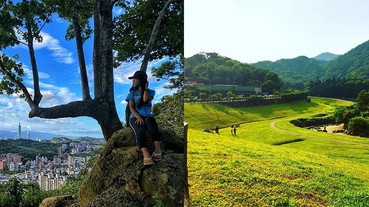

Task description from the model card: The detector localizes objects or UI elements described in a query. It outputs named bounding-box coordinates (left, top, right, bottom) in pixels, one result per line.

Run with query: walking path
left=270, top=120, right=369, bottom=147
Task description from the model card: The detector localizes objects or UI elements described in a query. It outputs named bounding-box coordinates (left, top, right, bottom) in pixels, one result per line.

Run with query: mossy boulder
left=39, top=195, right=75, bottom=207
left=78, top=127, right=184, bottom=207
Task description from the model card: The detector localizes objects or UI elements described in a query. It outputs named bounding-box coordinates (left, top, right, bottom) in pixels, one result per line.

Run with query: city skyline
left=0, top=122, right=85, bottom=139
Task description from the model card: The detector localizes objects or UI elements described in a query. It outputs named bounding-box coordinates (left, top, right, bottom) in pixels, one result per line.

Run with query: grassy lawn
left=185, top=97, right=369, bottom=206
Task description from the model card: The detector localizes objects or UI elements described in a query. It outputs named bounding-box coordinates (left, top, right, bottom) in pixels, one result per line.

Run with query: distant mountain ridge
left=252, top=40, right=369, bottom=88
left=0, top=131, right=102, bottom=140
left=313, top=52, right=340, bottom=61
left=326, top=40, right=369, bottom=78
left=253, top=56, right=327, bottom=89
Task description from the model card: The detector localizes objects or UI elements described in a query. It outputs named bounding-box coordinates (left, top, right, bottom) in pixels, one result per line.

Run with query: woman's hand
left=135, top=116, right=144, bottom=125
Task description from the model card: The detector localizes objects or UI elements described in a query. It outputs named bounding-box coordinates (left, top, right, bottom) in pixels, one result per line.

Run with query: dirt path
left=270, top=120, right=369, bottom=147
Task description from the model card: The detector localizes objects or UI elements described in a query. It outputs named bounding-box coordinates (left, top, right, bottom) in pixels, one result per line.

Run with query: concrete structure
left=38, top=172, right=67, bottom=191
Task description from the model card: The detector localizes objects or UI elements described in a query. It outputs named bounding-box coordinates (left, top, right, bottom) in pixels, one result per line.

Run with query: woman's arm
left=143, top=81, right=151, bottom=102
left=129, top=100, right=144, bottom=125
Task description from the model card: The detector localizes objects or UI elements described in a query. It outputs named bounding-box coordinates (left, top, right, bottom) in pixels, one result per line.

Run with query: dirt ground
left=319, top=123, right=344, bottom=133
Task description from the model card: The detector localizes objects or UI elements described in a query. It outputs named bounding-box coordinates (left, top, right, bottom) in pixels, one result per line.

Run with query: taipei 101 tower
left=17, top=122, right=21, bottom=139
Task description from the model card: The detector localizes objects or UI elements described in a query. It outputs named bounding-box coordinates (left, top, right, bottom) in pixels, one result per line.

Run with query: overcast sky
left=185, top=0, right=369, bottom=63
left=0, top=7, right=175, bottom=138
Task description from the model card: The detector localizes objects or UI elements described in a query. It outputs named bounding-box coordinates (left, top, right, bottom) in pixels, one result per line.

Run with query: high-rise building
left=27, top=132, right=30, bottom=139
left=17, top=122, right=21, bottom=139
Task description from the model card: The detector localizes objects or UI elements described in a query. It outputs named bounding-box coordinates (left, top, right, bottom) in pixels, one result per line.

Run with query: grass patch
left=186, top=97, right=369, bottom=206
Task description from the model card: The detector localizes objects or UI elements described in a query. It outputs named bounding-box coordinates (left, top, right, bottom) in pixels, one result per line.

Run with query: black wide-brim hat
left=128, top=70, right=148, bottom=80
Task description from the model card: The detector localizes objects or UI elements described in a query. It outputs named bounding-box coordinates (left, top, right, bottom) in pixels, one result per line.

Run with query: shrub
left=347, top=117, right=369, bottom=137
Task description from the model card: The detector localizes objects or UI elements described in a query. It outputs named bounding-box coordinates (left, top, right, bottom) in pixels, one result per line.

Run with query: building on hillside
left=38, top=171, right=67, bottom=191
left=0, top=160, right=7, bottom=170
left=27, top=132, right=30, bottom=139
left=9, top=162, right=18, bottom=171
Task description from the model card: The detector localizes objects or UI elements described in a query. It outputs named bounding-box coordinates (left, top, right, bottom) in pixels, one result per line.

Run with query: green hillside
left=0, top=139, right=58, bottom=162
left=184, top=97, right=351, bottom=130
left=184, top=53, right=282, bottom=94
left=254, top=56, right=327, bottom=89
left=327, top=40, right=369, bottom=79
left=253, top=40, right=369, bottom=90
left=185, top=97, right=369, bottom=206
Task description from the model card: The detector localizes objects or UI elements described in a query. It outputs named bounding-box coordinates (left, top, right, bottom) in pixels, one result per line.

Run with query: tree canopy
left=0, top=0, right=183, bottom=140
left=185, top=53, right=283, bottom=94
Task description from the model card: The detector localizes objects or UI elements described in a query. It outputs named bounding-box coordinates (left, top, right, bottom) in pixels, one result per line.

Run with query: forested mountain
left=314, top=52, right=340, bottom=61
left=0, top=139, right=58, bottom=162
left=253, top=40, right=369, bottom=89
left=185, top=53, right=283, bottom=93
left=253, top=56, right=327, bottom=89
left=326, top=40, right=369, bottom=79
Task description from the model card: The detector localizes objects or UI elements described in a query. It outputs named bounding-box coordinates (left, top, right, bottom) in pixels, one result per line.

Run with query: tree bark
left=140, top=0, right=175, bottom=72
left=93, top=0, right=122, bottom=139
left=72, top=6, right=91, bottom=101
left=26, top=21, right=42, bottom=106
left=93, top=0, right=103, bottom=99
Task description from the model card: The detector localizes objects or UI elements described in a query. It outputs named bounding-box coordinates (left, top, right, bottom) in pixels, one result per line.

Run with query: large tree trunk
left=26, top=0, right=123, bottom=140
left=94, top=0, right=122, bottom=139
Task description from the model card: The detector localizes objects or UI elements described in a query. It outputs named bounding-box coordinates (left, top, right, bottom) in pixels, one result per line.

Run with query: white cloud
left=114, top=58, right=168, bottom=84
left=0, top=94, right=103, bottom=138
left=151, top=83, right=176, bottom=103
left=23, top=65, right=50, bottom=80
left=17, top=32, right=75, bottom=64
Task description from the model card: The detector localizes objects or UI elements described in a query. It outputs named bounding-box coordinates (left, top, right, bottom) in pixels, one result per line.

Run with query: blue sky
left=0, top=9, right=175, bottom=138
left=185, top=0, right=369, bottom=63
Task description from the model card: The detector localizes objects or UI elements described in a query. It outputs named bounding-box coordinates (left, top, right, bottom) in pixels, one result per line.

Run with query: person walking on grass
left=215, top=125, right=219, bottom=134
left=231, top=125, right=234, bottom=136
left=126, top=70, right=162, bottom=166
left=233, top=125, right=237, bottom=136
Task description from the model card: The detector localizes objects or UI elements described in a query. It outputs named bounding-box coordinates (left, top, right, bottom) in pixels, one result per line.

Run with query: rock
left=39, top=195, right=75, bottom=207
left=103, top=127, right=184, bottom=156
left=160, top=129, right=184, bottom=153
left=78, top=128, right=184, bottom=207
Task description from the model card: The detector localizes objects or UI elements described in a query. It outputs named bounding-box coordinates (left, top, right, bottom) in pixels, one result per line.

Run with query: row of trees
left=308, top=77, right=369, bottom=99
left=334, top=90, right=369, bottom=137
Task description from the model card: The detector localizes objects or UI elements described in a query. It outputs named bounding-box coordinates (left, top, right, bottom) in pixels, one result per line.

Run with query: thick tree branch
left=26, top=21, right=42, bottom=106
left=0, top=60, right=35, bottom=109
left=140, top=0, right=175, bottom=72
left=28, top=99, right=99, bottom=119
left=72, top=6, right=92, bottom=101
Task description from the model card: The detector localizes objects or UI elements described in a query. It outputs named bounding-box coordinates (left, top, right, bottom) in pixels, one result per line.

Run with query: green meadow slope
left=185, top=97, right=369, bottom=206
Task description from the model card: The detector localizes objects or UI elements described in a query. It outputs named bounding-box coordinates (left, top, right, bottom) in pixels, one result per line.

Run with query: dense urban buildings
left=0, top=141, right=101, bottom=191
